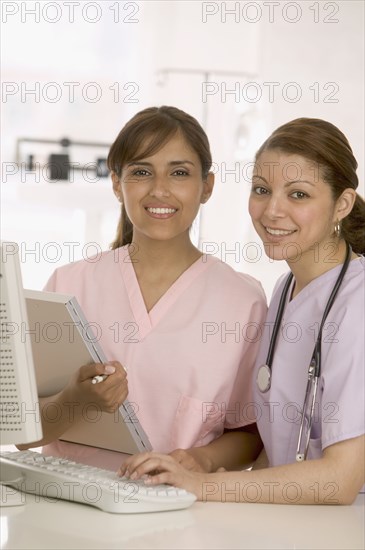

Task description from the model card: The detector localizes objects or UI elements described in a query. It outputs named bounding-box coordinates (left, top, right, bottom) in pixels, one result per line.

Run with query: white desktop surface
left=1, top=491, right=364, bottom=549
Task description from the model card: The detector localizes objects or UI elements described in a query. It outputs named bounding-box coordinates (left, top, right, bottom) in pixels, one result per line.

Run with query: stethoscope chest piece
left=257, top=364, right=271, bottom=393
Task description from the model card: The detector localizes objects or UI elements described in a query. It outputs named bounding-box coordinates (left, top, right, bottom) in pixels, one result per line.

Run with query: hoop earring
left=334, top=220, right=341, bottom=238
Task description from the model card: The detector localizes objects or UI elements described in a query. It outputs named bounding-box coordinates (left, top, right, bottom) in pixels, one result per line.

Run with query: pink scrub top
left=43, top=246, right=267, bottom=469
left=253, top=256, right=365, bottom=467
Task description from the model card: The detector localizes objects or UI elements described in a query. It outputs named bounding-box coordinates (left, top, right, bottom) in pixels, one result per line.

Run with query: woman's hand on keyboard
left=66, top=361, right=128, bottom=413
left=118, top=452, right=207, bottom=499
left=169, top=448, right=209, bottom=473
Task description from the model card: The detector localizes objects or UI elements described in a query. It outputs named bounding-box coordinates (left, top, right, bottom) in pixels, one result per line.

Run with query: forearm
left=189, top=429, right=263, bottom=473
left=201, top=438, right=364, bottom=505
left=202, top=461, right=342, bottom=504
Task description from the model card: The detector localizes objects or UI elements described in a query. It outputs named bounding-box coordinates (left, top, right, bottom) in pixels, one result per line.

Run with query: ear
left=334, top=188, right=356, bottom=222
left=200, top=172, right=215, bottom=204
left=111, top=172, right=123, bottom=202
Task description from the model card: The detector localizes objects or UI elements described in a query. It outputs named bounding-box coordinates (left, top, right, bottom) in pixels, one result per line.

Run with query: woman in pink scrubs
left=23, top=106, right=267, bottom=472
left=119, top=118, right=365, bottom=504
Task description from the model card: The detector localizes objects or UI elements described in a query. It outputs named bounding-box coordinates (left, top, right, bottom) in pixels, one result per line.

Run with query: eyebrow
left=252, top=175, right=315, bottom=187
left=126, top=160, right=196, bottom=168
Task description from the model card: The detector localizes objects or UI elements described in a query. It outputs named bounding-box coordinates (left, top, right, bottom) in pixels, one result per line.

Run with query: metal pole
left=155, top=67, right=257, bottom=249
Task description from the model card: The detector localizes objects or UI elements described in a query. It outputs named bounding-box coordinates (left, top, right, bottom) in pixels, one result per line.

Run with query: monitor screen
left=0, top=241, right=43, bottom=446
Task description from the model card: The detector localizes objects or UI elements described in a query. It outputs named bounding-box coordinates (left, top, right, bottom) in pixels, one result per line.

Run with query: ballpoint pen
left=91, top=374, right=108, bottom=384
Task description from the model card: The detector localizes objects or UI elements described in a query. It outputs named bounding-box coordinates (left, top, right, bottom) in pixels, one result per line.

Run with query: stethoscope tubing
left=259, top=241, right=352, bottom=387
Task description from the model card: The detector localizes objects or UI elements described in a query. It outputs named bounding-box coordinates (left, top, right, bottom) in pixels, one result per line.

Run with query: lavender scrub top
left=253, top=256, right=365, bottom=467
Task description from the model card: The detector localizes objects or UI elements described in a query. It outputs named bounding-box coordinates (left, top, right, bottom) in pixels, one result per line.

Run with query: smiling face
left=248, top=149, right=345, bottom=265
left=112, top=132, right=214, bottom=246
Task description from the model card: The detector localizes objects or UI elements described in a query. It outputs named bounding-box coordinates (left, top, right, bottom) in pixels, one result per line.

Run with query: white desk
left=1, top=491, right=364, bottom=549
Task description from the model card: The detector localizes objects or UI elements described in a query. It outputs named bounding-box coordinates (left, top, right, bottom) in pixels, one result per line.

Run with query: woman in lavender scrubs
left=120, top=118, right=365, bottom=505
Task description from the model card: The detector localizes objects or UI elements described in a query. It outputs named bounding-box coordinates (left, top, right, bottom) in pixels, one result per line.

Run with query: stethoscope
left=256, top=242, right=352, bottom=462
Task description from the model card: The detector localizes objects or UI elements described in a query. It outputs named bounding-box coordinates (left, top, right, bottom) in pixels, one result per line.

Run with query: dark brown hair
left=255, top=118, right=365, bottom=254
left=107, top=106, right=212, bottom=248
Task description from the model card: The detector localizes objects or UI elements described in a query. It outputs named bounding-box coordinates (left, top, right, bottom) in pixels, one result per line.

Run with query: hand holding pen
left=63, top=361, right=128, bottom=415
left=92, top=363, right=127, bottom=384
left=87, top=361, right=128, bottom=412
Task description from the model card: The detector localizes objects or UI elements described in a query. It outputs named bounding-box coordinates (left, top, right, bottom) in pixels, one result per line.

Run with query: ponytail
left=342, top=193, right=365, bottom=255
left=110, top=204, right=133, bottom=249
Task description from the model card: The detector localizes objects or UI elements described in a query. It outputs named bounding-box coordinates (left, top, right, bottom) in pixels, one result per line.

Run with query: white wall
left=1, top=0, right=363, bottom=299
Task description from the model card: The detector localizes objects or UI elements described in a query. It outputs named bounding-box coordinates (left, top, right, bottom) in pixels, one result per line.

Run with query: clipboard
left=24, top=289, right=152, bottom=455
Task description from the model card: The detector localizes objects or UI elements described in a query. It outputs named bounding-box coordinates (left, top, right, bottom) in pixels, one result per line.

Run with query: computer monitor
left=0, top=241, right=43, bottom=445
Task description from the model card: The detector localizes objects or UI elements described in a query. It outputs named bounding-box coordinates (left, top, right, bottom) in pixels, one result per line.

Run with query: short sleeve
left=320, top=280, right=365, bottom=449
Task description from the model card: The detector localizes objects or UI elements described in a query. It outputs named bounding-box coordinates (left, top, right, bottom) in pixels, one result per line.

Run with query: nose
left=149, top=175, right=170, bottom=198
left=263, top=194, right=286, bottom=219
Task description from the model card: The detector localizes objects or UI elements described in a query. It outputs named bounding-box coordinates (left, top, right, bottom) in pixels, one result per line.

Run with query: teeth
left=266, top=227, right=294, bottom=236
left=147, top=207, right=176, bottom=214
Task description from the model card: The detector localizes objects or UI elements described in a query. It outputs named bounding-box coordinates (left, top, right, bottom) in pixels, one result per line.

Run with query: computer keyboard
left=0, top=450, right=197, bottom=513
